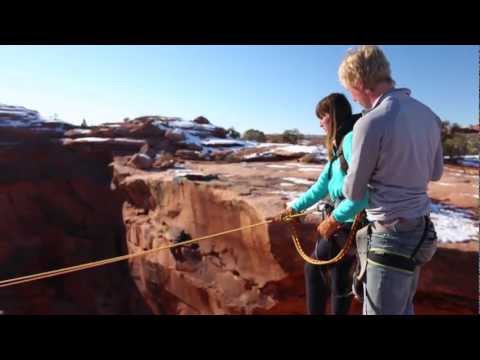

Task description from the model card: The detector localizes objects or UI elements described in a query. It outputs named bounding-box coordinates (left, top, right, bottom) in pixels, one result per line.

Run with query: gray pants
left=356, top=216, right=437, bottom=315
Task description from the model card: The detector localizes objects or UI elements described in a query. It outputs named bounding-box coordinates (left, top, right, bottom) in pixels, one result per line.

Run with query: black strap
left=366, top=216, right=431, bottom=272
left=327, top=138, right=349, bottom=181
left=327, top=159, right=335, bottom=182
left=409, top=216, right=430, bottom=261
left=336, top=144, right=349, bottom=175
left=367, top=252, right=416, bottom=272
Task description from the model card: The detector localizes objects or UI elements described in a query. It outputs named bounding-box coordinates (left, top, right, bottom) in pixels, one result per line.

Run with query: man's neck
left=368, top=82, right=394, bottom=109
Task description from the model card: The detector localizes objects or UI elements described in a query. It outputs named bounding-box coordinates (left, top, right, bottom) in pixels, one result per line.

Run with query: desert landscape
left=0, top=104, right=478, bottom=315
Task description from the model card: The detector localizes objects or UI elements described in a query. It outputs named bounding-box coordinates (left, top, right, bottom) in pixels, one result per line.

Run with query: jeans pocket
left=413, top=217, right=438, bottom=265
left=413, top=241, right=437, bottom=265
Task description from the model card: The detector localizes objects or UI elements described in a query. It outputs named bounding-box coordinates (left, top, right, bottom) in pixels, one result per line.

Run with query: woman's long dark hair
left=315, top=93, right=358, bottom=161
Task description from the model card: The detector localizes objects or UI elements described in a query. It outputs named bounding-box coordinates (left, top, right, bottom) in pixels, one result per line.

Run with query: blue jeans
left=359, top=216, right=437, bottom=315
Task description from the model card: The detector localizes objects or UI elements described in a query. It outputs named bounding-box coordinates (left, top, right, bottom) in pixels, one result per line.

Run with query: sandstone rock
left=175, top=149, right=203, bottom=160
left=115, top=161, right=479, bottom=315
left=139, top=143, right=157, bottom=159
left=0, top=144, right=151, bottom=314
left=153, top=152, right=176, bottom=171
left=298, top=153, right=327, bottom=164
left=126, top=120, right=166, bottom=139
left=178, top=141, right=203, bottom=152
left=1, top=103, right=476, bottom=315
left=211, top=127, right=227, bottom=139
left=165, top=128, right=186, bottom=142
left=146, top=138, right=178, bottom=154
left=193, top=116, right=210, bottom=125
left=212, top=150, right=234, bottom=161
left=60, top=137, right=147, bottom=155
left=128, top=153, right=154, bottom=170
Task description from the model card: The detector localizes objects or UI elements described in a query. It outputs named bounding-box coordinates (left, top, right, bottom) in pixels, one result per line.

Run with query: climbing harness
left=366, top=215, right=437, bottom=273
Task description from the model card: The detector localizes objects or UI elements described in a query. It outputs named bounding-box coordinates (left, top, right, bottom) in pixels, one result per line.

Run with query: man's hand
left=317, top=215, right=342, bottom=239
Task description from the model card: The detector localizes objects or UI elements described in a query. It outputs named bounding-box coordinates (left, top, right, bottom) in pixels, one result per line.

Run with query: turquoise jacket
left=290, top=131, right=369, bottom=223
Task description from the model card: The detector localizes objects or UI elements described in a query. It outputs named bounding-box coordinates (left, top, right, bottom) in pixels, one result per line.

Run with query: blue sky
left=0, top=45, right=477, bottom=134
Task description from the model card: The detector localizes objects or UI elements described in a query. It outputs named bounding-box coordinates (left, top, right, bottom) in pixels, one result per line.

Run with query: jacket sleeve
left=333, top=131, right=369, bottom=222
left=332, top=191, right=369, bottom=223
left=291, top=161, right=331, bottom=212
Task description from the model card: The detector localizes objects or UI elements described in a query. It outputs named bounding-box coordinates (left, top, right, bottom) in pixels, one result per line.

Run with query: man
left=336, top=45, right=443, bottom=315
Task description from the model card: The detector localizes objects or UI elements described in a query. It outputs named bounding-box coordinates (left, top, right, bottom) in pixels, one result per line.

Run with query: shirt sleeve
left=431, top=119, right=444, bottom=181
left=343, top=117, right=382, bottom=201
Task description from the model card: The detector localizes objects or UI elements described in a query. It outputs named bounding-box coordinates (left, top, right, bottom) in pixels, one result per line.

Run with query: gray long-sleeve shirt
left=343, top=88, right=443, bottom=222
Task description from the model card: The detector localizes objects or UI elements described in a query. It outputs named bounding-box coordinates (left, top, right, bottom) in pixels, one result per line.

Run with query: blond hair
left=338, top=45, right=395, bottom=90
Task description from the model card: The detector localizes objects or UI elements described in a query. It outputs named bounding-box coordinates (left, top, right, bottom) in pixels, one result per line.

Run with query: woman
left=276, top=93, right=368, bottom=315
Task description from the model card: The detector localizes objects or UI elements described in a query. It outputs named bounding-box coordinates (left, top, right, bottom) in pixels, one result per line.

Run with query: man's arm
left=343, top=117, right=382, bottom=201
left=431, top=119, right=444, bottom=181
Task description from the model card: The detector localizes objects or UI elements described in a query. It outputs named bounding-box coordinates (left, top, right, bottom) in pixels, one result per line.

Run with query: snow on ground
left=429, top=202, right=478, bottom=243
left=297, top=167, right=322, bottom=172
left=0, top=103, right=79, bottom=129
left=167, top=119, right=217, bottom=132
left=266, top=164, right=293, bottom=169
left=67, top=137, right=146, bottom=144
left=269, top=190, right=304, bottom=202
left=230, top=142, right=327, bottom=161
left=243, top=152, right=276, bottom=160
left=167, top=167, right=216, bottom=181
left=451, top=173, right=478, bottom=178
left=282, top=177, right=315, bottom=186
left=445, top=155, right=480, bottom=168
left=65, top=129, right=93, bottom=135
left=201, top=138, right=246, bottom=147
left=68, top=137, right=109, bottom=143
left=99, top=123, right=122, bottom=128
left=181, top=132, right=203, bottom=147
left=273, top=144, right=322, bottom=154
left=0, top=104, right=46, bottom=126
left=435, top=182, right=456, bottom=186
left=457, top=159, right=480, bottom=168
left=254, top=142, right=280, bottom=148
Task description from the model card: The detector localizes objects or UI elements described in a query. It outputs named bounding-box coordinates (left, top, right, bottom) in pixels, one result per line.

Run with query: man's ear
left=364, top=87, right=374, bottom=96
left=355, top=80, right=366, bottom=92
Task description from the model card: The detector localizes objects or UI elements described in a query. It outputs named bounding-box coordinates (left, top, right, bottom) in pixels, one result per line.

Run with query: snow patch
left=266, top=164, right=291, bottom=169
left=430, top=202, right=478, bottom=243
left=283, top=177, right=315, bottom=186
left=201, top=138, right=246, bottom=147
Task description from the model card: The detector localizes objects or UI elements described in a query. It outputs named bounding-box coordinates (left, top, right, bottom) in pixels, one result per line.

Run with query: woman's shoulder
left=342, top=130, right=354, bottom=146
left=341, top=131, right=354, bottom=159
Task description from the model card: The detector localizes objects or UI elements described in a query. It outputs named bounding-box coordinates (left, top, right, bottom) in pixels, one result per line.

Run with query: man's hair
left=338, top=45, right=396, bottom=90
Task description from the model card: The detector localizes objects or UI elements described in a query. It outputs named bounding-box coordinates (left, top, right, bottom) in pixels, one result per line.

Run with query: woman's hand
left=269, top=207, right=298, bottom=224
left=317, top=215, right=342, bottom=239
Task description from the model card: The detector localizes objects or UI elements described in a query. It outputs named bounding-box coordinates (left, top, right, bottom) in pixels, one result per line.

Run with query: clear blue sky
left=0, top=45, right=477, bottom=134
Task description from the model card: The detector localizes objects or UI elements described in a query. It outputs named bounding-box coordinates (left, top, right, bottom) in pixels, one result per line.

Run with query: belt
left=376, top=216, right=423, bottom=226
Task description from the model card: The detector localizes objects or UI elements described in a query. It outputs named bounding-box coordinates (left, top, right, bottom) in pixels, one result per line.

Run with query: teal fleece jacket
left=290, top=131, right=368, bottom=223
